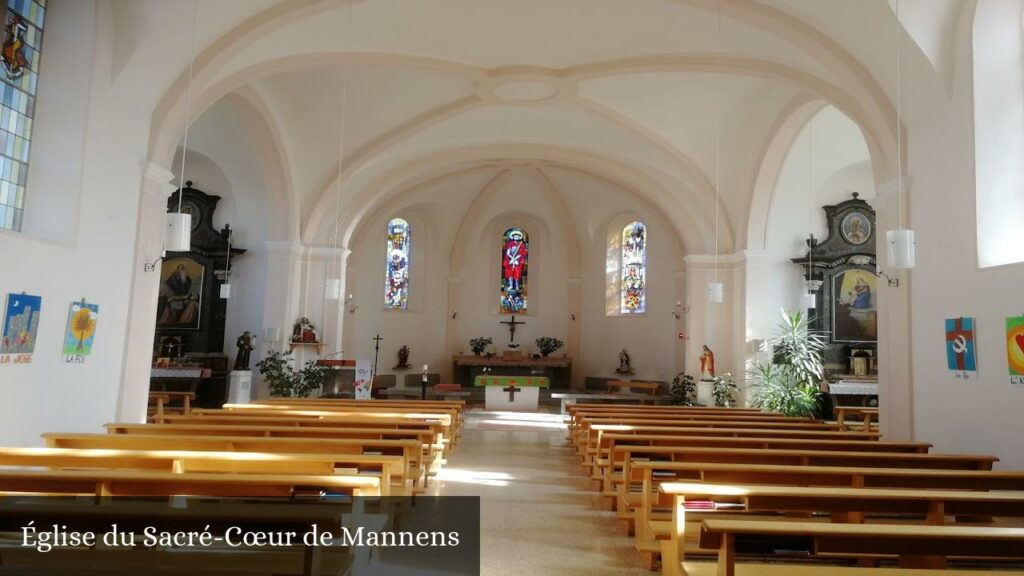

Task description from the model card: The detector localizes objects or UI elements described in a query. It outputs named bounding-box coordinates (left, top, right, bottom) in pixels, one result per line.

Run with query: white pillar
left=116, top=162, right=177, bottom=422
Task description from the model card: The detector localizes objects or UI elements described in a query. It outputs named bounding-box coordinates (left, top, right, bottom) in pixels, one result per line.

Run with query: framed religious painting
left=840, top=210, right=872, bottom=246
left=156, top=257, right=205, bottom=330
left=831, top=268, right=877, bottom=343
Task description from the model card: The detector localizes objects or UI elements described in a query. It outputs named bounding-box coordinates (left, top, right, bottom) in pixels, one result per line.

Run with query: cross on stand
left=371, top=334, right=383, bottom=384
left=503, top=384, right=522, bottom=401
left=500, top=315, right=525, bottom=348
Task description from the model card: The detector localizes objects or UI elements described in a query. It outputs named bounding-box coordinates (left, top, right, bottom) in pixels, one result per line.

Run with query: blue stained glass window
left=385, top=218, right=410, bottom=310
left=500, top=228, right=528, bottom=313
left=0, top=0, right=45, bottom=232
left=620, top=221, right=646, bottom=314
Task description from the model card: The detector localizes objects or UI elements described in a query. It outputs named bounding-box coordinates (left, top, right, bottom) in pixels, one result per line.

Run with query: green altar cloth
left=473, top=375, right=550, bottom=388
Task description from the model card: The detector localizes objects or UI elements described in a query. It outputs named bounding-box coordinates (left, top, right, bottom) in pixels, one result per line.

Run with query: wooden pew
left=834, top=406, right=880, bottom=432
left=45, top=432, right=423, bottom=493
left=658, top=483, right=1024, bottom=576
left=627, top=461, right=1024, bottom=570
left=695, top=519, right=1024, bottom=576
left=0, top=446, right=406, bottom=496
left=225, top=402, right=463, bottom=438
left=250, top=399, right=465, bottom=433
left=0, top=468, right=380, bottom=497
left=579, top=424, right=879, bottom=466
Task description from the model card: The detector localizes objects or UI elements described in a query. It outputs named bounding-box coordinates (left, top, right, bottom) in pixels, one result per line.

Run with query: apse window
left=385, top=218, right=410, bottom=310
left=500, top=228, right=528, bottom=313
left=620, top=221, right=646, bottom=314
left=0, top=0, right=45, bottom=232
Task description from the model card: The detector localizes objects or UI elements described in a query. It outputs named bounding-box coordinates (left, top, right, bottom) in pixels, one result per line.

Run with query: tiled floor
left=429, top=410, right=654, bottom=575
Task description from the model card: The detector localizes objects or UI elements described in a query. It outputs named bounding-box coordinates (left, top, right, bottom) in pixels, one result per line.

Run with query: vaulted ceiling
left=119, top=0, right=962, bottom=252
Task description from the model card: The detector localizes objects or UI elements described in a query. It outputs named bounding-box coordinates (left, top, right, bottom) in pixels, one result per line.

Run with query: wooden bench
left=658, top=483, right=1024, bottom=576
left=45, top=432, right=423, bottom=493
left=696, top=519, right=1024, bottom=576
left=225, top=402, right=463, bottom=438
left=0, top=468, right=380, bottom=497
left=607, top=381, right=663, bottom=396
left=834, top=406, right=880, bottom=432
left=0, top=446, right=407, bottom=496
left=552, top=392, right=664, bottom=414
left=147, top=391, right=196, bottom=420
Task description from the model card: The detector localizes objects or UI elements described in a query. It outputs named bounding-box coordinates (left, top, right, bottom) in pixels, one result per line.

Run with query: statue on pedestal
left=234, top=331, right=254, bottom=371
left=700, top=345, right=716, bottom=379
left=615, top=349, right=634, bottom=374
left=292, top=317, right=319, bottom=343
left=394, top=345, right=411, bottom=369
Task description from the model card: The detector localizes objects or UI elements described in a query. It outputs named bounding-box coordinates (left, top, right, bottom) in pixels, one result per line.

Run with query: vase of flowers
left=535, top=337, right=564, bottom=357
left=469, top=337, right=493, bottom=356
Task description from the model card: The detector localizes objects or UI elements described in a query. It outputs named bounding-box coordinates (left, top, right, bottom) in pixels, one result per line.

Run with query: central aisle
left=429, top=410, right=653, bottom=575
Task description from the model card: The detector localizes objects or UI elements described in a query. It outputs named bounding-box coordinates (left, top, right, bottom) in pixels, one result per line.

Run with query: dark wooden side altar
left=151, top=182, right=245, bottom=407
left=452, top=353, right=572, bottom=389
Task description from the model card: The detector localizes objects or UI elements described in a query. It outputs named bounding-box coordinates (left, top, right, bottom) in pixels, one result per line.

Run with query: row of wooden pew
left=567, top=404, right=1024, bottom=576
left=0, top=397, right=465, bottom=575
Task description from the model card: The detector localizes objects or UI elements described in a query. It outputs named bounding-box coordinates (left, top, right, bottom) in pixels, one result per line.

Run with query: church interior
left=1, top=0, right=1024, bottom=574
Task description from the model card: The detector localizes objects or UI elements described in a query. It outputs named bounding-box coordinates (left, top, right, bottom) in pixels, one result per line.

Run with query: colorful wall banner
left=1, top=293, right=42, bottom=364
left=1007, top=316, right=1024, bottom=387
left=945, top=316, right=977, bottom=378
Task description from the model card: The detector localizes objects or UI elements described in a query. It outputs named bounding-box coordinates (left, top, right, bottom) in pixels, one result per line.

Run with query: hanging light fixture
left=887, top=0, right=915, bottom=270
left=166, top=1, right=200, bottom=253
left=708, top=1, right=724, bottom=304
left=801, top=114, right=817, bottom=310
left=220, top=225, right=232, bottom=299
left=325, top=5, right=354, bottom=301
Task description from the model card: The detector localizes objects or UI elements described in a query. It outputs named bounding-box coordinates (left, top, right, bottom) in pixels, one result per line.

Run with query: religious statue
left=394, top=345, right=411, bottom=369
left=291, top=317, right=319, bottom=343
left=700, top=345, right=716, bottom=379
left=234, top=331, right=254, bottom=371
left=615, top=349, right=633, bottom=374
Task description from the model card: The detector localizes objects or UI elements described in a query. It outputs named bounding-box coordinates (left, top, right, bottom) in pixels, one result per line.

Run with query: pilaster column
left=567, top=277, right=583, bottom=389
left=873, top=178, right=914, bottom=441
left=116, top=162, right=177, bottom=422
left=444, top=276, right=462, bottom=381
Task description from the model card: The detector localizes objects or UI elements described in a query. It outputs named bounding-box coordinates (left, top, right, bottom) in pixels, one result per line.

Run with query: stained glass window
left=0, top=0, right=45, bottom=232
left=620, top=221, right=646, bottom=314
left=500, top=228, right=528, bottom=313
left=385, top=218, right=410, bottom=310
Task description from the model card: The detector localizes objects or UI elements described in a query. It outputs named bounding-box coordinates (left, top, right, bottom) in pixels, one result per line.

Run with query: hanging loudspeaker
left=708, top=282, right=724, bottom=303
left=325, top=278, right=341, bottom=300
left=165, top=213, right=192, bottom=252
left=219, top=283, right=231, bottom=299
left=887, top=229, right=915, bottom=269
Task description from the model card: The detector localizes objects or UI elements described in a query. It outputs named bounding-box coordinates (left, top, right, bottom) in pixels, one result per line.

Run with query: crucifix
left=502, top=384, right=522, bottom=401
left=500, top=315, right=525, bottom=348
left=371, top=334, right=383, bottom=383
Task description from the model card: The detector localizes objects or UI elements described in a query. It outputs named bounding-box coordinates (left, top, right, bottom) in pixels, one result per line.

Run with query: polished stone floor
left=428, top=410, right=653, bottom=576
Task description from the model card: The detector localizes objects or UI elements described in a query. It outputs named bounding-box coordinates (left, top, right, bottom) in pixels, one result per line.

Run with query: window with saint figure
left=500, top=228, right=528, bottom=313
left=385, top=218, right=410, bottom=310
left=620, top=221, right=646, bottom=314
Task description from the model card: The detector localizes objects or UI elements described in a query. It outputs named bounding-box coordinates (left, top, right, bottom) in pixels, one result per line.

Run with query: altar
left=474, top=375, right=549, bottom=411
left=452, top=354, right=572, bottom=388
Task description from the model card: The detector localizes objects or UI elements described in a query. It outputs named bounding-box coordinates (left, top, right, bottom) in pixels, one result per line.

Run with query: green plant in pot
left=669, top=373, right=700, bottom=406
left=535, top=337, right=564, bottom=357
left=749, top=309, right=826, bottom=417
left=256, top=349, right=327, bottom=398
left=711, top=372, right=738, bottom=407
left=469, top=337, right=493, bottom=356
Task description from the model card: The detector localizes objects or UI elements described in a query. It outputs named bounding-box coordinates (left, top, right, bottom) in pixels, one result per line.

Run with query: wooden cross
left=503, top=385, right=522, bottom=401
left=500, top=315, right=525, bottom=346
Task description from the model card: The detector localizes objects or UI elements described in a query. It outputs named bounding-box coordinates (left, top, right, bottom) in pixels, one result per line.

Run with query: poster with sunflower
left=1007, top=316, right=1024, bottom=387
left=63, top=299, right=99, bottom=363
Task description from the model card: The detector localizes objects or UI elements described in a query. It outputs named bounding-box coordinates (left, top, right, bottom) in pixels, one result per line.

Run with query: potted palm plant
left=749, top=309, right=827, bottom=417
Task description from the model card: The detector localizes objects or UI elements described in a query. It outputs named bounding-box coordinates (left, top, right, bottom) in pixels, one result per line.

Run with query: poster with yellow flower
left=1007, top=316, right=1024, bottom=387
left=63, top=299, right=99, bottom=361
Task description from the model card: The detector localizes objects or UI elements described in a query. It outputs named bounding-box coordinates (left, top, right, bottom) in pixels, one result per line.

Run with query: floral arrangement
left=711, top=373, right=738, bottom=407
left=256, top=349, right=327, bottom=398
left=469, top=337, right=494, bottom=355
left=669, top=373, right=700, bottom=406
left=535, top=337, right=564, bottom=356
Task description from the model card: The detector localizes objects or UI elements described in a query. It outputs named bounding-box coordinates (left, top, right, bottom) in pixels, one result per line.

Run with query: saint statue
left=615, top=349, right=633, bottom=374
left=292, top=317, right=319, bottom=343
left=700, top=345, right=716, bottom=378
left=234, top=331, right=254, bottom=371
left=395, top=345, right=411, bottom=369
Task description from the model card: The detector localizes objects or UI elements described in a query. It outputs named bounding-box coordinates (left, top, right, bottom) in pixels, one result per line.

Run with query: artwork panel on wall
left=944, top=316, right=976, bottom=379
left=831, top=268, right=877, bottom=343
left=1006, top=316, right=1024, bottom=386
left=1, top=292, right=42, bottom=359
left=156, top=257, right=204, bottom=330
left=63, top=299, right=99, bottom=361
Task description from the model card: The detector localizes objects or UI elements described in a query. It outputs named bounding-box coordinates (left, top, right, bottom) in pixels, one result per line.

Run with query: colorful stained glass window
left=0, top=0, right=45, bottom=231
left=385, top=218, right=410, bottom=310
left=620, top=221, right=646, bottom=314
left=500, top=228, right=528, bottom=313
